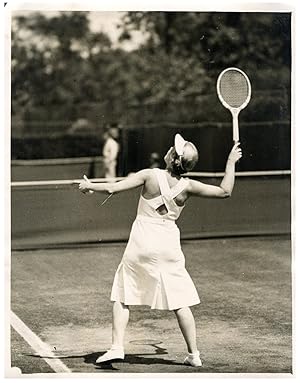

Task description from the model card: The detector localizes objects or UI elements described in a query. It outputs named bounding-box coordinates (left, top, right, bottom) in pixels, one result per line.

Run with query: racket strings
left=219, top=70, right=249, bottom=108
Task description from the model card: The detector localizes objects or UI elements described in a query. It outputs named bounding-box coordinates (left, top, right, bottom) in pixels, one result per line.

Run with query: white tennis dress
left=110, top=168, right=200, bottom=310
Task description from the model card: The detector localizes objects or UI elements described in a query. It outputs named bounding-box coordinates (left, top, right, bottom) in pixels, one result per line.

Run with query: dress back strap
left=153, top=169, right=182, bottom=216
left=154, top=169, right=188, bottom=198
left=170, top=178, right=189, bottom=199
left=152, top=169, right=186, bottom=220
left=153, top=168, right=171, bottom=197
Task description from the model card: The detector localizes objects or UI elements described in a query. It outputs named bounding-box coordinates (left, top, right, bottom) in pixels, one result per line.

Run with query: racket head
left=216, top=67, right=251, bottom=111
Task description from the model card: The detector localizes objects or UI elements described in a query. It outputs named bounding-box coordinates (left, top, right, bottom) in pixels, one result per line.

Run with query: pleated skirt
left=110, top=215, right=200, bottom=310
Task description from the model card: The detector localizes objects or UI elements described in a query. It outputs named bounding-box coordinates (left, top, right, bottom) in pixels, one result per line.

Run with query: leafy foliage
left=119, top=12, right=291, bottom=71
left=11, top=11, right=291, bottom=157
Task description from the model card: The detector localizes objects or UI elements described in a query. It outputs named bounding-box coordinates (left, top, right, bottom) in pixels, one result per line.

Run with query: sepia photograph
left=5, top=0, right=296, bottom=378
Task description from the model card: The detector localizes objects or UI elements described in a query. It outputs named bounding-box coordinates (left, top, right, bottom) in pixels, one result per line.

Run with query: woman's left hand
left=79, top=180, right=91, bottom=193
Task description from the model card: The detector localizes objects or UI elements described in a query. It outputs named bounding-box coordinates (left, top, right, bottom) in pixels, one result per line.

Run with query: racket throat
left=232, top=110, right=240, bottom=143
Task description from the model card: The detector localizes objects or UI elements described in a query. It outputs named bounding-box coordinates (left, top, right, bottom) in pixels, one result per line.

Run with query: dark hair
left=170, top=151, right=186, bottom=175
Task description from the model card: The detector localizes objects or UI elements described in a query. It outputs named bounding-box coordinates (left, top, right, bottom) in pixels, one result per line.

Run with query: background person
left=102, top=126, right=120, bottom=178
left=149, top=152, right=161, bottom=169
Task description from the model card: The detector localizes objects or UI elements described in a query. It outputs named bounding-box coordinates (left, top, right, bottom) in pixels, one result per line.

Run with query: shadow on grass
left=27, top=352, right=184, bottom=370
left=26, top=341, right=185, bottom=371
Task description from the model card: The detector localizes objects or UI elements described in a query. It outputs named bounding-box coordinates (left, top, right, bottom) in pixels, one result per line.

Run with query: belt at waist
left=135, top=214, right=176, bottom=226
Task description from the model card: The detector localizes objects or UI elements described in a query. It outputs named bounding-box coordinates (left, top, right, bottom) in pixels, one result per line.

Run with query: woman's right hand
left=228, top=142, right=242, bottom=163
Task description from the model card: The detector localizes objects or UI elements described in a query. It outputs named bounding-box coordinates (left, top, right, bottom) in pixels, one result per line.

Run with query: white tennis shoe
left=96, top=346, right=125, bottom=363
left=183, top=350, right=202, bottom=367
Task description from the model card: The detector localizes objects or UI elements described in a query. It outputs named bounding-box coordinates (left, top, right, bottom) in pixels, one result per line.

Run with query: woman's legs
left=174, top=306, right=202, bottom=366
left=112, top=303, right=197, bottom=352
left=96, top=301, right=129, bottom=363
left=112, top=301, right=130, bottom=347
left=174, top=307, right=198, bottom=353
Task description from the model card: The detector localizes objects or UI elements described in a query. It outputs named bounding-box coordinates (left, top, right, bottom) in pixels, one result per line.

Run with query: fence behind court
left=11, top=120, right=291, bottom=182
left=11, top=157, right=104, bottom=181
left=11, top=172, right=291, bottom=250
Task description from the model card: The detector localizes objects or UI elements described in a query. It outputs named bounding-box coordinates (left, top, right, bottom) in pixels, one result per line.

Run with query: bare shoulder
left=130, top=168, right=154, bottom=182
left=185, top=177, right=198, bottom=191
left=137, top=168, right=154, bottom=178
left=111, top=168, right=153, bottom=192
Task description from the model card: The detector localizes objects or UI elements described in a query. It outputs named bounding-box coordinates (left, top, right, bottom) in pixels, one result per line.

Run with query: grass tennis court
left=10, top=236, right=292, bottom=375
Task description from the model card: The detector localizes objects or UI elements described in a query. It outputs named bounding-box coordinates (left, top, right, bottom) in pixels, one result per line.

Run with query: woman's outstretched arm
left=78, top=169, right=151, bottom=194
left=187, top=143, right=242, bottom=199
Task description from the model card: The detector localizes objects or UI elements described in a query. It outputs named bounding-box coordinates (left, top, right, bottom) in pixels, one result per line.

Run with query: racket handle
left=232, top=111, right=239, bottom=143
left=83, top=175, right=94, bottom=194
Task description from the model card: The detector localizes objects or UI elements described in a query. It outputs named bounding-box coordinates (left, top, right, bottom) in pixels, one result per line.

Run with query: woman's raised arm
left=187, top=143, right=242, bottom=198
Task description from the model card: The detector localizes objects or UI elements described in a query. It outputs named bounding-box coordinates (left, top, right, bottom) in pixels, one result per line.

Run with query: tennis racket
left=216, top=67, right=251, bottom=143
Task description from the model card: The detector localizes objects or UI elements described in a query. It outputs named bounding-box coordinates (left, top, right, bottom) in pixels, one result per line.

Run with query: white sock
left=188, top=350, right=200, bottom=357
left=111, top=345, right=124, bottom=351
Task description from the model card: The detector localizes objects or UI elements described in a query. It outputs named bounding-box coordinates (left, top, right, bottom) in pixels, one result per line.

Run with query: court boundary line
left=10, top=310, right=71, bottom=374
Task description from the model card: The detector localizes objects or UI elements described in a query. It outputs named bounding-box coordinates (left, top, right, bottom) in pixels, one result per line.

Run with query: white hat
left=174, top=133, right=187, bottom=156
left=174, top=133, right=199, bottom=172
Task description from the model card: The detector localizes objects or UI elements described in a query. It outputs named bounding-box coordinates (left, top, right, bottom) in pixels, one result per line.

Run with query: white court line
left=10, top=310, right=71, bottom=373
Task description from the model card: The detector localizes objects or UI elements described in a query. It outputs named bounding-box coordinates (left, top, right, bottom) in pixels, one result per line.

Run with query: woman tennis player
left=79, top=134, right=242, bottom=367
